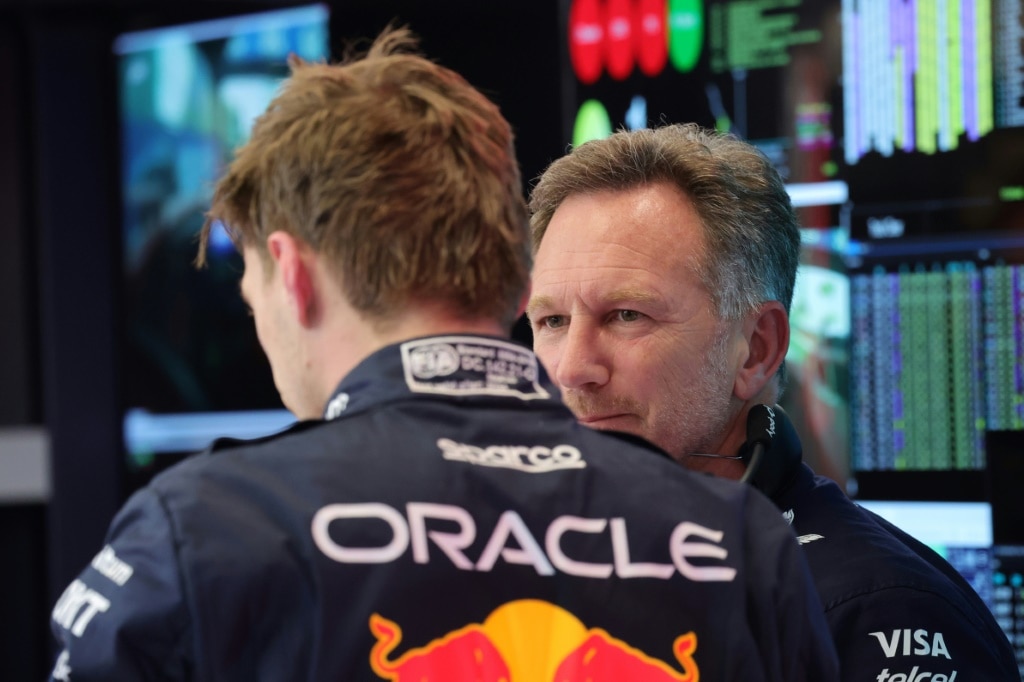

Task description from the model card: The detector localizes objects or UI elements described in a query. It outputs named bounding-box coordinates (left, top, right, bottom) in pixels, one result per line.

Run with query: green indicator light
left=668, top=0, right=704, bottom=73
left=821, top=160, right=838, bottom=177
left=573, top=99, right=613, bottom=147
left=999, top=186, right=1024, bottom=201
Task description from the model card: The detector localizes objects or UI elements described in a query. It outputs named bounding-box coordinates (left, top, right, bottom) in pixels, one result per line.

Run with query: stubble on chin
left=561, top=390, right=646, bottom=423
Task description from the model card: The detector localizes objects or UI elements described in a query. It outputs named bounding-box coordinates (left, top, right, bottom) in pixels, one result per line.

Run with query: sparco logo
left=438, top=438, right=586, bottom=473
left=409, top=344, right=460, bottom=379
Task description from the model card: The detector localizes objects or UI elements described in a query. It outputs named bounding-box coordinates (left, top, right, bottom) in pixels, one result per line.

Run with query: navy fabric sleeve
left=743, top=489, right=840, bottom=682
left=48, top=487, right=193, bottom=681
left=827, top=587, right=1021, bottom=682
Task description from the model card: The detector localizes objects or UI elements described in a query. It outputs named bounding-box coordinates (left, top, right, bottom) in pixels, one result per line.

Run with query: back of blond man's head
left=200, top=27, right=530, bottom=329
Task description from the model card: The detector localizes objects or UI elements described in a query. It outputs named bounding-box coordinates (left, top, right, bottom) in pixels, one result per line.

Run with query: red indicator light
left=605, top=0, right=634, bottom=81
left=569, top=0, right=606, bottom=85
left=636, top=0, right=668, bottom=77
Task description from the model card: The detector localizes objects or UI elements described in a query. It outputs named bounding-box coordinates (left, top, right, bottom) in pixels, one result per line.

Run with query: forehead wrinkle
left=535, top=255, right=669, bottom=292
left=564, top=234, right=678, bottom=272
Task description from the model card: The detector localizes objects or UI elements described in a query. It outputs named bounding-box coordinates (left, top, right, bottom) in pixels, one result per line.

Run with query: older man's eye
left=616, top=310, right=642, bottom=322
left=542, top=315, right=567, bottom=329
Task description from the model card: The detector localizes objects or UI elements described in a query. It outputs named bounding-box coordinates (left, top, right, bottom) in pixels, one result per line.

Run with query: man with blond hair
left=49, top=33, right=837, bottom=680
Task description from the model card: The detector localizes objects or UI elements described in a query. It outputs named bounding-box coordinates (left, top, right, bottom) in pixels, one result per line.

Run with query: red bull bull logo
left=370, top=599, right=699, bottom=681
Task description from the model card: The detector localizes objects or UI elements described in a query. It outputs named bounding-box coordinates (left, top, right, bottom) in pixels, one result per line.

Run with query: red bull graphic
left=370, top=599, right=699, bottom=681
left=555, top=630, right=698, bottom=681
left=370, top=616, right=510, bottom=681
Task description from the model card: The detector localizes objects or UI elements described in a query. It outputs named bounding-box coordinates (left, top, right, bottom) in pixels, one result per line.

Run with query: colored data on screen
left=559, top=0, right=1024, bottom=481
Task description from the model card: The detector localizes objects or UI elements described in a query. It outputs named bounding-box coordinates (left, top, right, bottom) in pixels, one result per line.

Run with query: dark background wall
left=0, top=2, right=561, bottom=678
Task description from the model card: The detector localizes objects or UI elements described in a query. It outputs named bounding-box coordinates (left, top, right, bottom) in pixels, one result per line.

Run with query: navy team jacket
left=773, top=463, right=1020, bottom=681
left=49, top=335, right=838, bottom=681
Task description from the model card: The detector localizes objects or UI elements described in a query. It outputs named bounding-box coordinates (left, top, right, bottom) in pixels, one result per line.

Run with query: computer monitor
left=115, top=4, right=330, bottom=470
left=559, top=0, right=1024, bottom=483
left=857, top=498, right=1023, bottom=674
left=857, top=499, right=994, bottom=602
